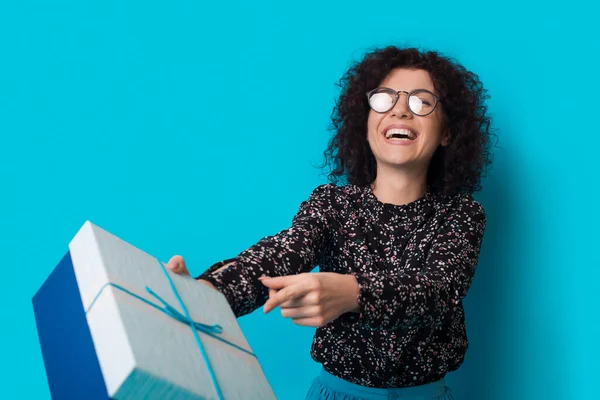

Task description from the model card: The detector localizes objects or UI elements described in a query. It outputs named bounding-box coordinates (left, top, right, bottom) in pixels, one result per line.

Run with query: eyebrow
left=380, top=86, right=439, bottom=95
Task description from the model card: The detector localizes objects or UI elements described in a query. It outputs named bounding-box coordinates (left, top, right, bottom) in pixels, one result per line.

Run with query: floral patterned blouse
left=197, top=183, right=487, bottom=388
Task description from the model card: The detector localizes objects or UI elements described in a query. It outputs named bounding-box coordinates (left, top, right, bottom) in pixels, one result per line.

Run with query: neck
left=370, top=163, right=428, bottom=206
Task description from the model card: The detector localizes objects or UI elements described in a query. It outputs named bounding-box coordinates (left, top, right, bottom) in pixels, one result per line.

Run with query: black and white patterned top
left=197, top=183, right=486, bottom=388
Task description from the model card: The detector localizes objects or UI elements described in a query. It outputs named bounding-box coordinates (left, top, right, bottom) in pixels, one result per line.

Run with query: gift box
left=32, top=221, right=277, bottom=400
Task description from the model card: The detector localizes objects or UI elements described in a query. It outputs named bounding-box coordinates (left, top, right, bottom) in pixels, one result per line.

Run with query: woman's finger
left=278, top=298, right=304, bottom=308
left=280, top=305, right=321, bottom=319
left=279, top=291, right=320, bottom=308
left=263, top=282, right=311, bottom=313
left=291, top=316, right=328, bottom=328
left=165, top=255, right=189, bottom=275
left=259, top=274, right=304, bottom=290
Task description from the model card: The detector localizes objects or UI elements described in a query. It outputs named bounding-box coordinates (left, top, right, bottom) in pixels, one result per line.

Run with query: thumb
left=259, top=274, right=302, bottom=290
left=165, top=255, right=190, bottom=276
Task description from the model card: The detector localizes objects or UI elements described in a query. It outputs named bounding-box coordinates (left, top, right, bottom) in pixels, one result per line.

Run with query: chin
left=380, top=158, right=413, bottom=168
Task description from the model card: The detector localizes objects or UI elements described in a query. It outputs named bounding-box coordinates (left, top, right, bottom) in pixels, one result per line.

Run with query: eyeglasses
left=366, top=87, right=441, bottom=116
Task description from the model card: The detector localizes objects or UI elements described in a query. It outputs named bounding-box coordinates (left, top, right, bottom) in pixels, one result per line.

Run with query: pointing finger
left=259, top=274, right=305, bottom=290
left=263, top=283, right=311, bottom=313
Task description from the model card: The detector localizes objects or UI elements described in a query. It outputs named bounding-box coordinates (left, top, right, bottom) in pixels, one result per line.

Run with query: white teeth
left=384, top=128, right=417, bottom=140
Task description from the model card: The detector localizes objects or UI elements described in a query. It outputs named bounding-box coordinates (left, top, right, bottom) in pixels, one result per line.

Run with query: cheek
left=422, top=115, right=445, bottom=145
left=431, top=110, right=446, bottom=138
left=367, top=112, right=381, bottom=139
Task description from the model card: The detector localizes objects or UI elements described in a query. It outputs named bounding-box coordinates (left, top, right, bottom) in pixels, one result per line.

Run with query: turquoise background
left=1, top=0, right=597, bottom=399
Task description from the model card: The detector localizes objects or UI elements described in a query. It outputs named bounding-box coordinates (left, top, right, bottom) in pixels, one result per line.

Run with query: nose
left=390, top=91, right=412, bottom=118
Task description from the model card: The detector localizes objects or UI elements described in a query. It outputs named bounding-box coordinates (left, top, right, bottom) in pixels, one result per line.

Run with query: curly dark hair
left=322, top=46, right=495, bottom=196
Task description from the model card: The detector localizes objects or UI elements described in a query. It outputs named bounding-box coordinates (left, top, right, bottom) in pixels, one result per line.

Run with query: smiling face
left=367, top=68, right=448, bottom=172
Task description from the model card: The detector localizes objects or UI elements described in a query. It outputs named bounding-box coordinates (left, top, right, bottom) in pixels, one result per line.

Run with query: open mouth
left=383, top=128, right=417, bottom=141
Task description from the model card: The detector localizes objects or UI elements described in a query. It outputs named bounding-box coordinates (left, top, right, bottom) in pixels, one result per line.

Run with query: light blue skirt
left=306, top=368, right=455, bottom=400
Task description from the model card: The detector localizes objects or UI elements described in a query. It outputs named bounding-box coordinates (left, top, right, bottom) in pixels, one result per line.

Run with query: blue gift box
left=33, top=221, right=277, bottom=400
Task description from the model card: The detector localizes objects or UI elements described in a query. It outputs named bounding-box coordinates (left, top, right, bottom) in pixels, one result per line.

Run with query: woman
left=167, top=46, right=493, bottom=399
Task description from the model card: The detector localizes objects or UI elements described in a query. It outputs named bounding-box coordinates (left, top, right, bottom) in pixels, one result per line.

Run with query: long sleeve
left=352, top=195, right=486, bottom=331
left=197, top=184, right=336, bottom=317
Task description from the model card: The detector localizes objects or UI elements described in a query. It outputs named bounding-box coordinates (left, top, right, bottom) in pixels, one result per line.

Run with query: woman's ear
left=441, top=128, right=451, bottom=147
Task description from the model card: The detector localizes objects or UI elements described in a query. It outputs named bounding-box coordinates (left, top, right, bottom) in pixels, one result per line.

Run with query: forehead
left=378, top=68, right=435, bottom=92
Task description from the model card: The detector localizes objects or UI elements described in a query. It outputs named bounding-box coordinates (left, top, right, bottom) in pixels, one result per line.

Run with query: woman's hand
left=260, top=272, right=360, bottom=327
left=165, top=255, right=217, bottom=290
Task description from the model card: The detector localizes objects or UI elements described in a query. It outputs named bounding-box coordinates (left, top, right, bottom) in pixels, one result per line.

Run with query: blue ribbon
left=84, top=260, right=256, bottom=400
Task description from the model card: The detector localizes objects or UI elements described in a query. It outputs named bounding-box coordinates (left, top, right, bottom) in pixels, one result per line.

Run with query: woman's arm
left=195, top=184, right=336, bottom=317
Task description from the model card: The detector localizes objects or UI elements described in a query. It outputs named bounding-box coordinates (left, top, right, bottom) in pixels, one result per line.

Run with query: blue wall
left=1, top=1, right=597, bottom=399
